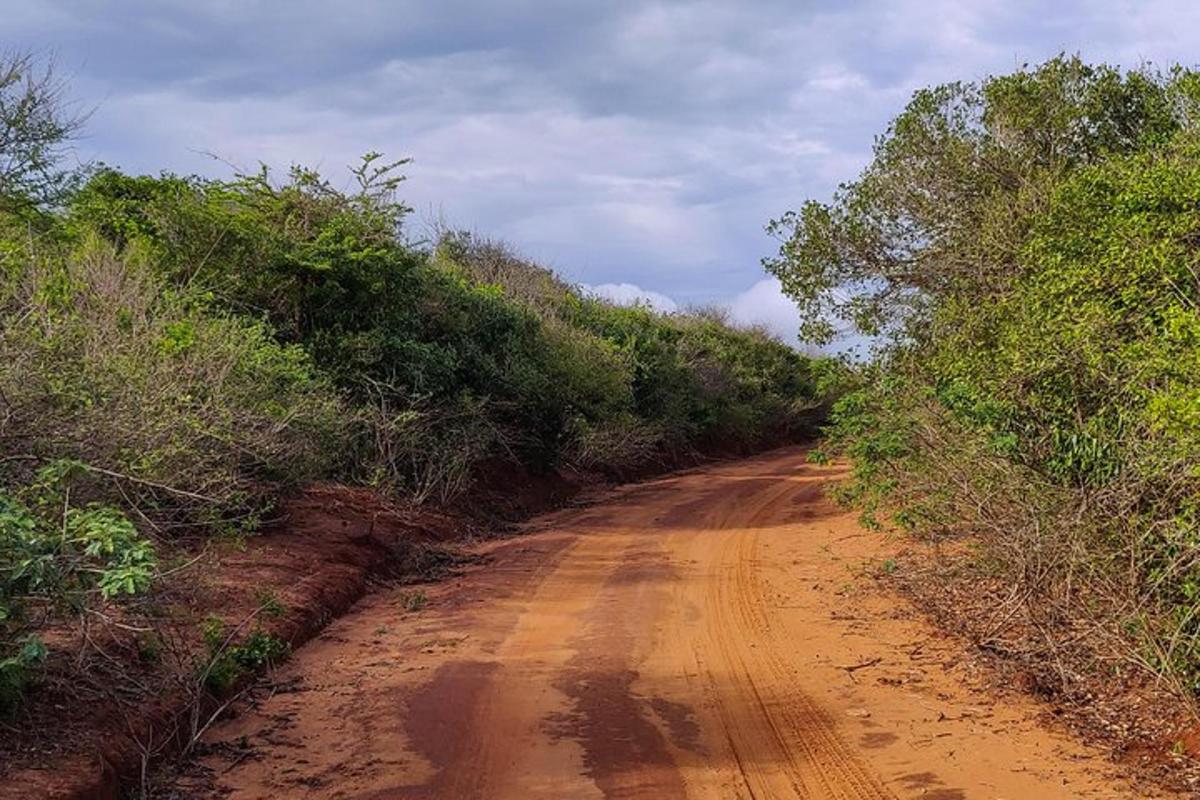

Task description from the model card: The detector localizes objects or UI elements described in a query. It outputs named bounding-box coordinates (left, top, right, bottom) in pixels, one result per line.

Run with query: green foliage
left=772, top=55, right=1200, bottom=695
left=0, top=53, right=87, bottom=209
left=255, top=590, right=286, bottom=619
left=0, top=635, right=47, bottom=716
left=0, top=237, right=343, bottom=525
left=62, top=162, right=834, bottom=497
left=805, top=448, right=830, bottom=465
left=563, top=298, right=827, bottom=459
left=0, top=464, right=155, bottom=711
left=200, top=617, right=289, bottom=693
left=766, top=55, right=1198, bottom=344
left=1, top=462, right=156, bottom=606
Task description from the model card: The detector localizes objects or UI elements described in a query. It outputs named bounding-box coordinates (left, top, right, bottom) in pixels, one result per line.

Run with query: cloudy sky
left=9, top=1, right=1200, bottom=345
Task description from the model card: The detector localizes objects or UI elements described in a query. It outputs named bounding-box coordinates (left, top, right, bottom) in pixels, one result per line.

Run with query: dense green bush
left=769, top=55, right=1200, bottom=693
left=0, top=237, right=343, bottom=524
left=0, top=205, right=344, bottom=708
left=64, top=163, right=830, bottom=493
left=200, top=616, right=290, bottom=693
left=0, top=459, right=158, bottom=714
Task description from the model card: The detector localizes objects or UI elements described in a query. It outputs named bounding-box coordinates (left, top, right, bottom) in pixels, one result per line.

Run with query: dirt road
left=188, top=448, right=1158, bottom=799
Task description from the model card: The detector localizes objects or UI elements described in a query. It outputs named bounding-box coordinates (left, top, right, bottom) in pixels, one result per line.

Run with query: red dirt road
left=190, top=448, right=1164, bottom=799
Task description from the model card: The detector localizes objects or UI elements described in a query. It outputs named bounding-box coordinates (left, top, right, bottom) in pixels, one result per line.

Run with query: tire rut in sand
left=702, top=478, right=893, bottom=799
left=190, top=449, right=1148, bottom=800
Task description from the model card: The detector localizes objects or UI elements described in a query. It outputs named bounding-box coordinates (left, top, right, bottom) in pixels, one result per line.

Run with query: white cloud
left=726, top=277, right=871, bottom=357
left=584, top=282, right=679, bottom=313
left=727, top=277, right=800, bottom=343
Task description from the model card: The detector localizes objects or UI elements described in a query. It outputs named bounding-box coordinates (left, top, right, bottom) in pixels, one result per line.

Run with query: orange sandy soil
left=167, top=447, right=1175, bottom=799
left=0, top=486, right=463, bottom=800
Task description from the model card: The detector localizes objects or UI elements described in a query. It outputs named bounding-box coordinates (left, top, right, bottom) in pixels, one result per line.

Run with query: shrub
left=65, top=165, right=833, bottom=500
left=768, top=55, right=1200, bottom=696
left=398, top=590, right=428, bottom=613
left=0, top=635, right=46, bottom=715
left=564, top=414, right=664, bottom=474
left=0, top=462, right=155, bottom=711
left=0, top=237, right=343, bottom=526
left=200, top=617, right=290, bottom=694
left=1, top=461, right=155, bottom=609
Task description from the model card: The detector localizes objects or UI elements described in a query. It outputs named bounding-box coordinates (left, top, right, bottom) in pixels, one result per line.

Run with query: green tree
left=768, top=55, right=1200, bottom=696
left=0, top=52, right=87, bottom=209
left=765, top=55, right=1197, bottom=344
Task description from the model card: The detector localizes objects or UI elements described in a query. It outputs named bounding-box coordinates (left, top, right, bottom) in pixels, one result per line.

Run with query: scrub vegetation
left=769, top=55, right=1200, bottom=701
left=0, top=52, right=835, bottom=716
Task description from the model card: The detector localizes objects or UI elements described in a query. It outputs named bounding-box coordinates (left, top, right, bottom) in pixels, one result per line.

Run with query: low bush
left=66, top=163, right=833, bottom=496
left=0, top=460, right=157, bottom=713
left=0, top=635, right=46, bottom=716
left=0, top=238, right=343, bottom=525
left=0, top=226, right=340, bottom=710
left=200, top=617, right=290, bottom=694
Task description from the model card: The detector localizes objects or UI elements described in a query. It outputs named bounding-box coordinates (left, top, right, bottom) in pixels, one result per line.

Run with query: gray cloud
left=10, top=0, right=1200, bottom=329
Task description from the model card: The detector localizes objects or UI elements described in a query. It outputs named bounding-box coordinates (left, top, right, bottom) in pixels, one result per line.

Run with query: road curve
left=189, top=447, right=1157, bottom=799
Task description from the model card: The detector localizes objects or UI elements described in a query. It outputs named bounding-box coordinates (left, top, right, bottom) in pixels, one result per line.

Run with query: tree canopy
left=765, top=55, right=1200, bottom=344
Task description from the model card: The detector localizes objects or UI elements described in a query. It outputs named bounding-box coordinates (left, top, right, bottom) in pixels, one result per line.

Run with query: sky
left=9, top=0, right=1200, bottom=347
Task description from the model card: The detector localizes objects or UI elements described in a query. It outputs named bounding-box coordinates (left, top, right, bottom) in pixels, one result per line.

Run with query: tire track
left=698, top=476, right=893, bottom=799
left=196, top=448, right=1149, bottom=800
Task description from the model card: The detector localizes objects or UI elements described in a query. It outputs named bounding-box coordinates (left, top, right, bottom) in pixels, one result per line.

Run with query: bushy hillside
left=0, top=61, right=836, bottom=713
